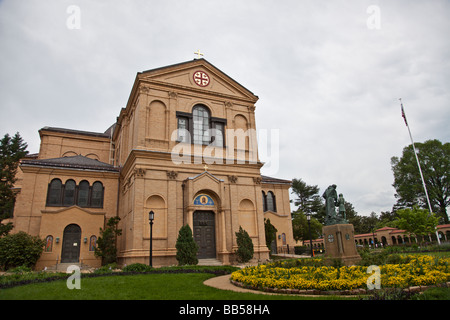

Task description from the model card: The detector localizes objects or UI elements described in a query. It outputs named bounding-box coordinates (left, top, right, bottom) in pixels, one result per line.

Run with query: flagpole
left=399, top=98, right=441, bottom=245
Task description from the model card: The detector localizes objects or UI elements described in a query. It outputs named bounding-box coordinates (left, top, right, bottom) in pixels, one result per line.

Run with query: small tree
left=0, top=132, right=28, bottom=236
left=291, top=210, right=322, bottom=242
left=175, top=224, right=198, bottom=265
left=235, top=226, right=254, bottom=263
left=264, top=218, right=277, bottom=251
left=0, top=231, right=44, bottom=270
left=95, top=217, right=122, bottom=265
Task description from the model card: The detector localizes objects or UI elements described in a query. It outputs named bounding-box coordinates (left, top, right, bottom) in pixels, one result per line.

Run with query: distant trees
left=395, top=207, right=439, bottom=244
left=391, top=139, right=449, bottom=224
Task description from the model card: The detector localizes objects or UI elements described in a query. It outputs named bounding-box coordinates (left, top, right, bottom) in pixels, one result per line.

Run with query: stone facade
left=8, top=59, right=295, bottom=269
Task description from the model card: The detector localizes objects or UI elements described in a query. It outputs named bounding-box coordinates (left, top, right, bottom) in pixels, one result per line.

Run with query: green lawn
left=0, top=272, right=351, bottom=300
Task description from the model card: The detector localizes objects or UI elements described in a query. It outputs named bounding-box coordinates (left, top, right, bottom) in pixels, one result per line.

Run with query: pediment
left=138, top=59, right=258, bottom=102
left=188, top=171, right=223, bottom=184
left=41, top=205, right=105, bottom=216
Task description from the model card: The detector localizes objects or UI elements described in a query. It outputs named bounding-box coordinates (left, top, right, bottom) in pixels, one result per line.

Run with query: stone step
left=44, top=262, right=94, bottom=272
left=197, top=258, right=223, bottom=266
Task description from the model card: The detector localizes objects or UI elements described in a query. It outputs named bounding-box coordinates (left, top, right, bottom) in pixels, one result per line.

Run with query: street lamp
left=149, top=210, right=155, bottom=267
left=306, top=213, right=313, bottom=258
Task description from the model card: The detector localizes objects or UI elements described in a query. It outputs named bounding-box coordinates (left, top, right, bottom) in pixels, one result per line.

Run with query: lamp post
left=306, top=213, right=313, bottom=258
left=149, top=210, right=154, bottom=267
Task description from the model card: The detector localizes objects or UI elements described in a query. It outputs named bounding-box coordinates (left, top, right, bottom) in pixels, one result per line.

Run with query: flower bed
left=230, top=255, right=450, bottom=295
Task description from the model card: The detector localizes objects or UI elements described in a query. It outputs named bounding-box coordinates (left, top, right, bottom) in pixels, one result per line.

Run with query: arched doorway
left=193, top=211, right=216, bottom=259
left=61, top=224, right=81, bottom=263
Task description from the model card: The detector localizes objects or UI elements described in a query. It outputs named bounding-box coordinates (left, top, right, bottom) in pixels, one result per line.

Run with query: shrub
left=175, top=225, right=198, bottom=266
left=94, top=263, right=120, bottom=274
left=122, top=263, right=153, bottom=273
left=0, top=231, right=45, bottom=270
left=235, top=226, right=254, bottom=263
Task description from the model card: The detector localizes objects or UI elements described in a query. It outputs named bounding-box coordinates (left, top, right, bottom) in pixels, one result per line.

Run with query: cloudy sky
left=1, top=0, right=449, bottom=216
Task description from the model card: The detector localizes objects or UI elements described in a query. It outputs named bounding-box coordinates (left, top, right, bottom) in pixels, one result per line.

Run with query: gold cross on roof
left=194, top=49, right=204, bottom=59
left=203, top=164, right=208, bottom=171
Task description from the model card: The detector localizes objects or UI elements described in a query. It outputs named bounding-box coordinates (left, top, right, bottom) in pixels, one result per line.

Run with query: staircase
left=197, top=258, right=223, bottom=266
left=45, top=262, right=94, bottom=272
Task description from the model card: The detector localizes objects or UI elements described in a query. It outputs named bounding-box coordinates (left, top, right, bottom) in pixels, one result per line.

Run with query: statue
left=321, top=184, right=360, bottom=265
left=338, top=193, right=346, bottom=221
left=322, top=184, right=348, bottom=225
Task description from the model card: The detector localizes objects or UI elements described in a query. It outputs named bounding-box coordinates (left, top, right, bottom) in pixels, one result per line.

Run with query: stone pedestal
left=322, top=224, right=361, bottom=266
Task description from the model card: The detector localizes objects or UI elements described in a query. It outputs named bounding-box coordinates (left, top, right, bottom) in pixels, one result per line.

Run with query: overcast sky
left=1, top=0, right=449, bottom=216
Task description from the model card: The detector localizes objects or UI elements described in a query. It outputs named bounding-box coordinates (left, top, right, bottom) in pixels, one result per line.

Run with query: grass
left=414, top=287, right=450, bottom=300
left=0, top=272, right=352, bottom=300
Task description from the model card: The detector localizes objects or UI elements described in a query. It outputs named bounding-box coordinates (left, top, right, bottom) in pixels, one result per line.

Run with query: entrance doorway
left=193, top=211, right=216, bottom=259
left=61, top=224, right=81, bottom=263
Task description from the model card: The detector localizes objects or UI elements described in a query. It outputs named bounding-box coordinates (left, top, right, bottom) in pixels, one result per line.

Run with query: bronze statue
left=323, top=184, right=348, bottom=225
left=338, top=193, right=346, bottom=221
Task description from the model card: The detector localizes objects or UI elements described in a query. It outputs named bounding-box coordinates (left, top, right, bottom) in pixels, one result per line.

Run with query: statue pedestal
left=322, top=224, right=361, bottom=266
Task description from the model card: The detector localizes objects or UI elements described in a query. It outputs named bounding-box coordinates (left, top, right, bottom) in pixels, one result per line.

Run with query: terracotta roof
left=375, top=226, right=397, bottom=232
left=21, top=155, right=119, bottom=172
left=390, top=229, right=407, bottom=234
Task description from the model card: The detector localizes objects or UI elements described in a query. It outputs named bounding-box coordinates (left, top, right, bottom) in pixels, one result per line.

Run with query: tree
left=291, top=178, right=323, bottom=215
left=0, top=132, right=28, bottom=235
left=94, top=217, right=122, bottom=265
left=0, top=231, right=44, bottom=270
left=394, top=206, right=439, bottom=244
left=378, top=210, right=397, bottom=228
left=175, top=224, right=198, bottom=265
left=356, top=212, right=380, bottom=234
left=291, top=210, right=322, bottom=242
left=235, top=226, right=254, bottom=263
left=391, top=139, right=450, bottom=223
left=264, top=218, right=277, bottom=251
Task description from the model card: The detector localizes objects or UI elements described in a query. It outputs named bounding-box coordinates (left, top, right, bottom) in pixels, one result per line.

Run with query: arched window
left=45, top=235, right=53, bottom=252
left=91, top=181, right=104, bottom=208
left=47, top=179, right=62, bottom=206
left=89, top=235, right=97, bottom=251
left=77, top=180, right=90, bottom=207
left=266, top=191, right=276, bottom=212
left=262, top=191, right=267, bottom=212
left=193, top=105, right=210, bottom=145
left=63, top=179, right=76, bottom=206
left=176, top=105, right=226, bottom=146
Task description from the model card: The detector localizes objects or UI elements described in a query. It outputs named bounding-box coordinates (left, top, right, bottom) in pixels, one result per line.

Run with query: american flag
left=400, top=99, right=408, bottom=126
